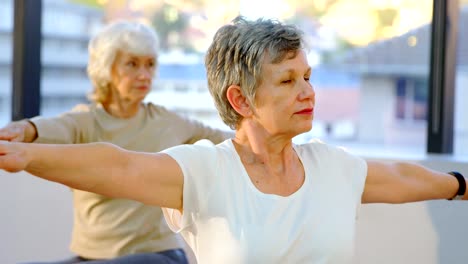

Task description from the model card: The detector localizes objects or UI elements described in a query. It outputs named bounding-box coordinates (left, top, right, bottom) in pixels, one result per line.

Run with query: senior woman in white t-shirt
left=0, top=17, right=466, bottom=264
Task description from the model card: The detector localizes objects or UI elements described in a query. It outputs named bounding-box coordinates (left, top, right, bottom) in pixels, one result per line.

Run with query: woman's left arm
left=362, top=161, right=466, bottom=203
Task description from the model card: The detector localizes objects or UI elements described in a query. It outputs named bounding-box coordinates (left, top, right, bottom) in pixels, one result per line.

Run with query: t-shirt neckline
left=226, top=139, right=310, bottom=200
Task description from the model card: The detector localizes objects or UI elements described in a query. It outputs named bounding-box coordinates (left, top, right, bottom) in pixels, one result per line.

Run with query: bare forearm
left=25, top=142, right=130, bottom=196
left=364, top=161, right=461, bottom=203
left=392, top=163, right=459, bottom=201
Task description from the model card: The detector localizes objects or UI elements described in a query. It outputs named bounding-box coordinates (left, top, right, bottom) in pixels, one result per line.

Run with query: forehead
left=262, top=50, right=309, bottom=73
left=115, top=50, right=155, bottom=61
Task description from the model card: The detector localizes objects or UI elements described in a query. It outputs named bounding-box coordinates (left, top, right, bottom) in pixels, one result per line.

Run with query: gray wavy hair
left=87, top=21, right=159, bottom=103
left=205, top=17, right=304, bottom=129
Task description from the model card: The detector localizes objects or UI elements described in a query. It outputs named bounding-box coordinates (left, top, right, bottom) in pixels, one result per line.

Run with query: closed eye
left=127, top=61, right=137, bottom=67
left=281, top=80, right=292, bottom=84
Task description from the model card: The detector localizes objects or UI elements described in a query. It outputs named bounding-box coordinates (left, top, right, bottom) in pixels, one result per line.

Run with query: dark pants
left=22, top=249, right=189, bottom=264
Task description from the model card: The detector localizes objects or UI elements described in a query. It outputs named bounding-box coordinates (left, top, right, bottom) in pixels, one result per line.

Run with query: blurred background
left=1, top=0, right=467, bottom=156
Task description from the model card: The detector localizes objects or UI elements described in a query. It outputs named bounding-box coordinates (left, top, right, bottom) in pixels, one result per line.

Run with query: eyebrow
left=277, top=66, right=312, bottom=75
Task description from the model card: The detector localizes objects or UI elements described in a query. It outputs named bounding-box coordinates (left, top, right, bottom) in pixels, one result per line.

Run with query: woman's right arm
left=0, top=141, right=185, bottom=210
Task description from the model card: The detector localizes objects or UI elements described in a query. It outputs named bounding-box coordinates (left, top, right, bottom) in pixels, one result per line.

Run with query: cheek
left=118, top=76, right=134, bottom=87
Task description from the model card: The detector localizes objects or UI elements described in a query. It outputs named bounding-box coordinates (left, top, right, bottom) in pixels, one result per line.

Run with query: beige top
left=31, top=103, right=231, bottom=259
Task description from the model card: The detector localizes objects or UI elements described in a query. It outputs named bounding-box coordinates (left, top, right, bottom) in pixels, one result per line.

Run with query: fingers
left=0, top=141, right=26, bottom=173
left=0, top=139, right=10, bottom=155
left=0, top=125, right=25, bottom=142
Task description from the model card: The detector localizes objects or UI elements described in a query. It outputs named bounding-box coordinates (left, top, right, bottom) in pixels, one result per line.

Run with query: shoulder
left=296, top=139, right=365, bottom=166
left=298, top=139, right=367, bottom=195
left=144, top=102, right=176, bottom=117
left=144, top=102, right=209, bottom=129
left=143, top=102, right=192, bottom=121
left=71, top=103, right=92, bottom=113
left=161, top=140, right=232, bottom=190
left=162, top=139, right=230, bottom=162
left=295, top=138, right=340, bottom=156
left=31, top=103, right=94, bottom=124
left=66, top=104, right=98, bottom=122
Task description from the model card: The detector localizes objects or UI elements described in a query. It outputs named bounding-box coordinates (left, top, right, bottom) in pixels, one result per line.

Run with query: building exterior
left=0, top=0, right=102, bottom=125
left=336, top=7, right=468, bottom=154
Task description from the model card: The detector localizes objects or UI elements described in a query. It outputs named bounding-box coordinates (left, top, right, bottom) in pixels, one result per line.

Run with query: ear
left=226, top=85, right=252, bottom=117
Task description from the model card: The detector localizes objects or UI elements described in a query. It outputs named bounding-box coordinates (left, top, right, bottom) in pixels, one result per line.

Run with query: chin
left=289, top=127, right=312, bottom=139
left=300, top=122, right=313, bottom=133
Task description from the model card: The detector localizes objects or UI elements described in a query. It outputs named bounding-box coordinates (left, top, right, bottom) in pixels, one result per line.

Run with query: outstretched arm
left=362, top=161, right=465, bottom=203
left=0, top=141, right=184, bottom=210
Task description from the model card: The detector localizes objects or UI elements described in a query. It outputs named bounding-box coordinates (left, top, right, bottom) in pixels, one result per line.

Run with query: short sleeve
left=335, top=146, right=368, bottom=203
left=29, top=104, right=92, bottom=144
left=300, top=140, right=368, bottom=204
left=161, top=142, right=219, bottom=232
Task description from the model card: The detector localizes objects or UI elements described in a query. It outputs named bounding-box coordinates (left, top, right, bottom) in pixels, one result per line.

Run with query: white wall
left=354, top=157, right=468, bottom=264
left=1, top=157, right=468, bottom=264
left=0, top=171, right=73, bottom=263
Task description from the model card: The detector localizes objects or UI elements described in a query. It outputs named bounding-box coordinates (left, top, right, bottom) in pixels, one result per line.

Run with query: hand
left=0, top=121, right=37, bottom=142
left=0, top=140, right=29, bottom=173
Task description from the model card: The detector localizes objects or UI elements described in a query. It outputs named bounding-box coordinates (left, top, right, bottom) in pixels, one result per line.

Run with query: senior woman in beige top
left=0, top=21, right=231, bottom=263
left=1, top=17, right=467, bottom=264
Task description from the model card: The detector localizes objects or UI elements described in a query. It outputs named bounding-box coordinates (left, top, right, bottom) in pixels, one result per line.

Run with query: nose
left=136, top=66, right=153, bottom=80
left=298, top=81, right=315, bottom=101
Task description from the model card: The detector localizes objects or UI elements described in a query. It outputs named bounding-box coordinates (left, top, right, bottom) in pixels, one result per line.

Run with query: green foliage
left=68, top=0, right=103, bottom=9
left=152, top=3, right=190, bottom=52
left=376, top=8, right=398, bottom=27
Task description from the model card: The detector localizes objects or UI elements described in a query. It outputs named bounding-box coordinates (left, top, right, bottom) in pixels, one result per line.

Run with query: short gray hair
left=87, top=21, right=159, bottom=103
left=205, top=17, right=304, bottom=129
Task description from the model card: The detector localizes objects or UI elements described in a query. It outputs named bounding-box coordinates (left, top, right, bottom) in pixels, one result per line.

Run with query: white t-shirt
left=162, top=139, right=367, bottom=264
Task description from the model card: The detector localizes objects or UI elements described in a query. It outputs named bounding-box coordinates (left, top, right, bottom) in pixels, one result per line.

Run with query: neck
left=233, top=122, right=296, bottom=171
left=102, top=100, right=141, bottom=118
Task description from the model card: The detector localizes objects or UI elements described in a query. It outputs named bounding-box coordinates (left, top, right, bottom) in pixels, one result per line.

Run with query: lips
left=294, top=108, right=314, bottom=114
left=136, top=85, right=149, bottom=90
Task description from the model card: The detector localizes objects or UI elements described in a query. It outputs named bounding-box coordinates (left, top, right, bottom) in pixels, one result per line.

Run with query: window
left=293, top=1, right=433, bottom=155
left=0, top=0, right=12, bottom=126
left=395, top=78, right=428, bottom=121
left=454, top=1, right=468, bottom=156
left=40, top=0, right=102, bottom=116
left=36, top=0, right=439, bottom=155
left=134, top=0, right=433, bottom=148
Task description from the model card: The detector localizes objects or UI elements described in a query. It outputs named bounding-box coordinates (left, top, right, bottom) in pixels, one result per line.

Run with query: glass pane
left=98, top=0, right=433, bottom=153
left=40, top=0, right=434, bottom=154
left=0, top=0, right=13, bottom=126
left=298, top=0, right=432, bottom=156
left=40, top=0, right=104, bottom=117
left=455, top=1, right=468, bottom=156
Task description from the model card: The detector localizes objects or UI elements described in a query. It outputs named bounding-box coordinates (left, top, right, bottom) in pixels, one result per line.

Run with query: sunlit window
left=39, top=0, right=101, bottom=116
left=0, top=0, right=12, bottom=126
left=37, top=0, right=439, bottom=155
left=312, top=0, right=432, bottom=155
left=454, top=1, right=468, bottom=156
